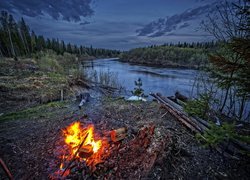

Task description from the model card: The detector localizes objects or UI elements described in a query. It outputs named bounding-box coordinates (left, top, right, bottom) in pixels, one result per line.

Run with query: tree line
left=0, top=11, right=120, bottom=59
left=120, top=42, right=217, bottom=68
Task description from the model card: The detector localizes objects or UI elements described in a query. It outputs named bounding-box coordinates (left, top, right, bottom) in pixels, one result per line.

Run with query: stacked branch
left=150, top=93, right=250, bottom=159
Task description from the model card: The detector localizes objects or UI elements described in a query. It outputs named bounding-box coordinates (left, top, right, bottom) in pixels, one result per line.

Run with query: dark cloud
left=137, top=3, right=216, bottom=37
left=179, top=22, right=190, bottom=29
left=79, top=21, right=91, bottom=26
left=0, top=0, right=94, bottom=22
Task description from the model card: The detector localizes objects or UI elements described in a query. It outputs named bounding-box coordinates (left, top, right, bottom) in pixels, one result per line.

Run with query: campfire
left=50, top=120, right=165, bottom=179
left=52, top=122, right=110, bottom=178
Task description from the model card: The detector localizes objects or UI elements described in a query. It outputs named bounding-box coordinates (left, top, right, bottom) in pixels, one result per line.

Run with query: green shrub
left=131, top=78, right=144, bottom=97
left=35, top=51, right=63, bottom=72
left=196, top=122, right=236, bottom=147
left=184, top=93, right=211, bottom=119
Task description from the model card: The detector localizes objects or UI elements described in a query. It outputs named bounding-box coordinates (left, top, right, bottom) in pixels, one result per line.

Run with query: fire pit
left=49, top=120, right=167, bottom=179
left=50, top=122, right=110, bottom=178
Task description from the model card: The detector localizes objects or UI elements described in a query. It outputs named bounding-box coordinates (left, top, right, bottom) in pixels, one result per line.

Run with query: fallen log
left=79, top=144, right=94, bottom=158
left=231, top=139, right=250, bottom=153
left=151, top=93, right=201, bottom=133
left=151, top=93, right=250, bottom=159
left=193, top=116, right=210, bottom=129
left=175, top=91, right=188, bottom=102
left=152, top=93, right=206, bottom=133
left=159, top=93, right=210, bottom=132
left=160, top=104, right=199, bottom=133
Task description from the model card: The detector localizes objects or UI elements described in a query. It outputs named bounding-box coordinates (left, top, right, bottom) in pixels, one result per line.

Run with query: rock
left=127, top=96, right=146, bottom=102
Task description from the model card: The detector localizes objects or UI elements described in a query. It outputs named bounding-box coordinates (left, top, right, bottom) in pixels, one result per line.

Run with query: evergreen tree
left=19, top=17, right=31, bottom=54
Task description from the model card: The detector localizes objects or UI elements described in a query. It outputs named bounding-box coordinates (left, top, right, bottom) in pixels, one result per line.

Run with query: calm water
left=83, top=58, right=198, bottom=97
left=82, top=58, right=250, bottom=120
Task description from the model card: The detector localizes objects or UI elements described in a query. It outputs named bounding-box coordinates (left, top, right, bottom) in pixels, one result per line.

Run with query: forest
left=0, top=11, right=120, bottom=59
left=120, top=42, right=216, bottom=68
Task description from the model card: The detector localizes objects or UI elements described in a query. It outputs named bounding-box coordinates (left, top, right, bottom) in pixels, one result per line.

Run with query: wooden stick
left=62, top=133, right=89, bottom=176
left=161, top=104, right=199, bottom=133
left=151, top=93, right=202, bottom=133
left=157, top=93, right=205, bottom=129
left=0, top=158, right=13, bottom=180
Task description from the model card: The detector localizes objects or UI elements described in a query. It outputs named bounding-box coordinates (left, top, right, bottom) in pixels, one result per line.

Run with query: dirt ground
left=0, top=95, right=249, bottom=179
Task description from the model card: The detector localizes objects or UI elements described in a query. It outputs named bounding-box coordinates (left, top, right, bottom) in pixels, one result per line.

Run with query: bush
left=196, top=122, right=236, bottom=147
left=131, top=78, right=144, bottom=97
left=35, top=50, right=63, bottom=72
left=184, top=93, right=211, bottom=119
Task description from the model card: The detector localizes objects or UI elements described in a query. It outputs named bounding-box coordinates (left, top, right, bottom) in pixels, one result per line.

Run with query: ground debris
left=1, top=98, right=250, bottom=179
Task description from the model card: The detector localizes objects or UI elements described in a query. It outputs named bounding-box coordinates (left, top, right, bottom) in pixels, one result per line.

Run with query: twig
left=161, top=112, right=168, bottom=118
left=0, top=158, right=13, bottom=180
left=62, top=133, right=89, bottom=176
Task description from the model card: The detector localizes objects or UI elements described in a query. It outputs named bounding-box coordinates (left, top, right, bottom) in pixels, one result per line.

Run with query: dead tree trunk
left=7, top=26, right=16, bottom=59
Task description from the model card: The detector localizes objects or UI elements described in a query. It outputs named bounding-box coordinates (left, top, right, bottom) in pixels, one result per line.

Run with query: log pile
left=49, top=124, right=167, bottom=179
left=150, top=93, right=250, bottom=159
left=92, top=124, right=168, bottom=179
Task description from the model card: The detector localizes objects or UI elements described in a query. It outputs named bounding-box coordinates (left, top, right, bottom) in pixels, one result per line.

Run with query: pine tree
left=204, top=0, right=249, bottom=119
left=19, top=18, right=31, bottom=55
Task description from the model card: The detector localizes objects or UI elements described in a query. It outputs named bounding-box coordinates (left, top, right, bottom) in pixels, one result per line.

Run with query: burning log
left=79, top=144, right=94, bottom=158
left=62, top=133, right=89, bottom=176
left=54, top=122, right=111, bottom=178
left=110, top=127, right=128, bottom=142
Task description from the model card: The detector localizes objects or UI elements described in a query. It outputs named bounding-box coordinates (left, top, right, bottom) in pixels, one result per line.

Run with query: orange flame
left=62, top=122, right=109, bottom=169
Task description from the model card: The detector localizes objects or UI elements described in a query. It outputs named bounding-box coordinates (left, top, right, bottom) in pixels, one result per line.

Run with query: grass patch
left=0, top=101, right=67, bottom=122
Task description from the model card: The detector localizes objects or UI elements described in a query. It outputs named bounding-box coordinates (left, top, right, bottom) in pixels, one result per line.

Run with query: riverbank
left=0, top=51, right=92, bottom=114
left=0, top=95, right=249, bottom=179
left=119, top=58, right=201, bottom=69
left=119, top=45, right=209, bottom=69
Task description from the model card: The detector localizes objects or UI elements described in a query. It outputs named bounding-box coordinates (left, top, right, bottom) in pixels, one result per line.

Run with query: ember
left=54, top=122, right=110, bottom=177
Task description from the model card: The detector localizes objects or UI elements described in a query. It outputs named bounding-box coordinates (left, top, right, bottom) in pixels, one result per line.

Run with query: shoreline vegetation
left=119, top=43, right=216, bottom=69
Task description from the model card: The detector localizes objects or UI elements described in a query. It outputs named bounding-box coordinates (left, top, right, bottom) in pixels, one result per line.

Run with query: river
left=82, top=58, right=250, bottom=120
left=82, top=58, right=198, bottom=97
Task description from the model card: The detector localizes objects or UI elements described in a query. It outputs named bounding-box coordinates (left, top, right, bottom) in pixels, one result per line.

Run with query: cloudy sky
left=0, top=0, right=229, bottom=50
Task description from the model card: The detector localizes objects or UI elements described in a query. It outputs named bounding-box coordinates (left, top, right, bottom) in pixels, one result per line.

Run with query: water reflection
left=82, top=58, right=198, bottom=97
